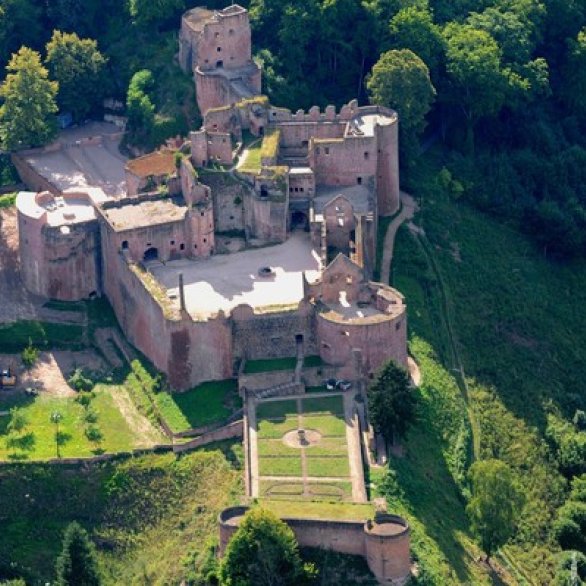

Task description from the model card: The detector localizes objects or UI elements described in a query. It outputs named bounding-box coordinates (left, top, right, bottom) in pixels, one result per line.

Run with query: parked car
left=324, top=378, right=337, bottom=390
left=336, top=379, right=352, bottom=390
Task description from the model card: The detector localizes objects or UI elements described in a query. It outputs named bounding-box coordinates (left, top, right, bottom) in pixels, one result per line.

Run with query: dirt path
left=380, top=192, right=418, bottom=285
left=109, top=385, right=165, bottom=446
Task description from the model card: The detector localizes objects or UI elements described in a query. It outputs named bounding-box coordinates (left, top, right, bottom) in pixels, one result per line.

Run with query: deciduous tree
left=466, top=459, right=525, bottom=560
left=220, top=508, right=315, bottom=586
left=0, top=47, right=58, bottom=150
left=368, top=49, right=435, bottom=156
left=46, top=31, right=107, bottom=122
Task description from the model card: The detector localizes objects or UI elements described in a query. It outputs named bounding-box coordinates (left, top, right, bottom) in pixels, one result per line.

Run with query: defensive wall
left=218, top=506, right=411, bottom=585
left=16, top=191, right=104, bottom=300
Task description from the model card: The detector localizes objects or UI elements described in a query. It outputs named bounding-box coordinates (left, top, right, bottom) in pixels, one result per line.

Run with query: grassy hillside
left=380, top=155, right=583, bottom=582
left=0, top=446, right=243, bottom=585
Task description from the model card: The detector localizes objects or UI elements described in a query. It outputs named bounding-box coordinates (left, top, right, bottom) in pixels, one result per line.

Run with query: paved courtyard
left=149, top=232, right=322, bottom=318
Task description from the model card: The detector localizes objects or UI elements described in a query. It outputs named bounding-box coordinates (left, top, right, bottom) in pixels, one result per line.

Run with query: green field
left=154, top=379, right=240, bottom=432
left=0, top=448, right=242, bottom=585
left=0, top=385, right=163, bottom=461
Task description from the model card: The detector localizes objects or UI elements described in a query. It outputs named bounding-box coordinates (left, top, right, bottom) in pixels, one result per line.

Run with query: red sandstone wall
left=278, top=122, right=345, bottom=150
left=196, top=73, right=232, bottom=116
left=312, top=136, right=377, bottom=187
left=195, top=12, right=252, bottom=71
left=316, top=312, right=407, bottom=374
left=287, top=519, right=366, bottom=556
left=375, top=119, right=400, bottom=216
left=18, top=207, right=100, bottom=300
left=231, top=302, right=317, bottom=361
left=100, top=220, right=233, bottom=389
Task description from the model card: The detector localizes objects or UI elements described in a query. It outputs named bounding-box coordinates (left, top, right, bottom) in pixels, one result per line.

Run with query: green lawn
left=256, top=398, right=298, bottom=419
left=259, top=480, right=354, bottom=501
left=257, top=415, right=299, bottom=439
left=302, top=414, right=346, bottom=437
left=305, top=456, right=349, bottom=478
left=259, top=499, right=374, bottom=521
left=0, top=387, right=150, bottom=460
left=154, top=379, right=240, bottom=432
left=239, top=140, right=262, bottom=173
left=258, top=455, right=302, bottom=476
left=301, top=395, right=344, bottom=415
left=243, top=355, right=323, bottom=374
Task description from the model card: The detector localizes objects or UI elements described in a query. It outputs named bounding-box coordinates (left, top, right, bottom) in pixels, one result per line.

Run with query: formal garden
left=255, top=394, right=354, bottom=502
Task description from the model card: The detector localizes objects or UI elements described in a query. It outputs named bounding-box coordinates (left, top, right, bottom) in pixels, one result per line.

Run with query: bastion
left=218, top=506, right=411, bottom=585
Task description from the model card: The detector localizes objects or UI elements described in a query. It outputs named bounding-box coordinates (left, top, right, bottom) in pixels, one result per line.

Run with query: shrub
left=21, top=339, right=39, bottom=369
left=68, top=368, right=95, bottom=393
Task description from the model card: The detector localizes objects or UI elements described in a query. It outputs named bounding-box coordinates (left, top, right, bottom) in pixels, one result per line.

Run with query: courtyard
left=149, top=232, right=322, bottom=318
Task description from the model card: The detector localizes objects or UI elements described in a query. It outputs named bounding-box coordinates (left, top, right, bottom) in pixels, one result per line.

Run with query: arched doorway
left=291, top=211, right=308, bottom=231
left=143, top=247, right=158, bottom=262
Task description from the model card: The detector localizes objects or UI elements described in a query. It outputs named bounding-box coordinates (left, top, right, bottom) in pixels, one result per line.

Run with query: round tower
left=364, top=514, right=411, bottom=584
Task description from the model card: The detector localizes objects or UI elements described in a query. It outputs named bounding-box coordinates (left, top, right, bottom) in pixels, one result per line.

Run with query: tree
left=21, top=338, right=39, bottom=369
left=7, top=407, right=27, bottom=437
left=367, top=49, right=435, bottom=155
left=51, top=411, right=64, bottom=458
left=0, top=0, right=43, bottom=69
left=0, top=47, right=58, bottom=150
left=55, top=522, right=102, bottom=586
left=45, top=31, right=107, bottom=122
left=126, top=69, right=155, bottom=144
left=219, top=508, right=315, bottom=586
left=128, top=0, right=185, bottom=28
left=561, top=28, right=586, bottom=116
left=367, top=359, right=415, bottom=444
left=442, top=23, right=506, bottom=152
left=466, top=459, right=525, bottom=560
left=388, top=7, right=444, bottom=73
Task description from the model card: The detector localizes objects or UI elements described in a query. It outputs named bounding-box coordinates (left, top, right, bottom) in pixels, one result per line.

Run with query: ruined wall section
left=198, top=172, right=247, bottom=235
left=231, top=302, right=317, bottom=361
left=375, top=115, right=400, bottom=216
left=190, top=130, right=232, bottom=167
left=18, top=214, right=100, bottom=300
left=311, top=135, right=377, bottom=187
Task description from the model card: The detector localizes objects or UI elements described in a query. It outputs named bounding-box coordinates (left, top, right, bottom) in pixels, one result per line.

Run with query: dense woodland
left=1, top=0, right=586, bottom=583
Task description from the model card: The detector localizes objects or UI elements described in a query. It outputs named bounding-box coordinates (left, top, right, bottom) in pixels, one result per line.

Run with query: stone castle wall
left=231, top=302, right=317, bottom=361
left=18, top=212, right=100, bottom=301
left=218, top=507, right=411, bottom=585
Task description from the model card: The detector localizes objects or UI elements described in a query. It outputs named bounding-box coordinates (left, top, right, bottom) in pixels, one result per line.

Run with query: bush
left=21, top=340, right=39, bottom=369
left=68, top=368, right=95, bottom=393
